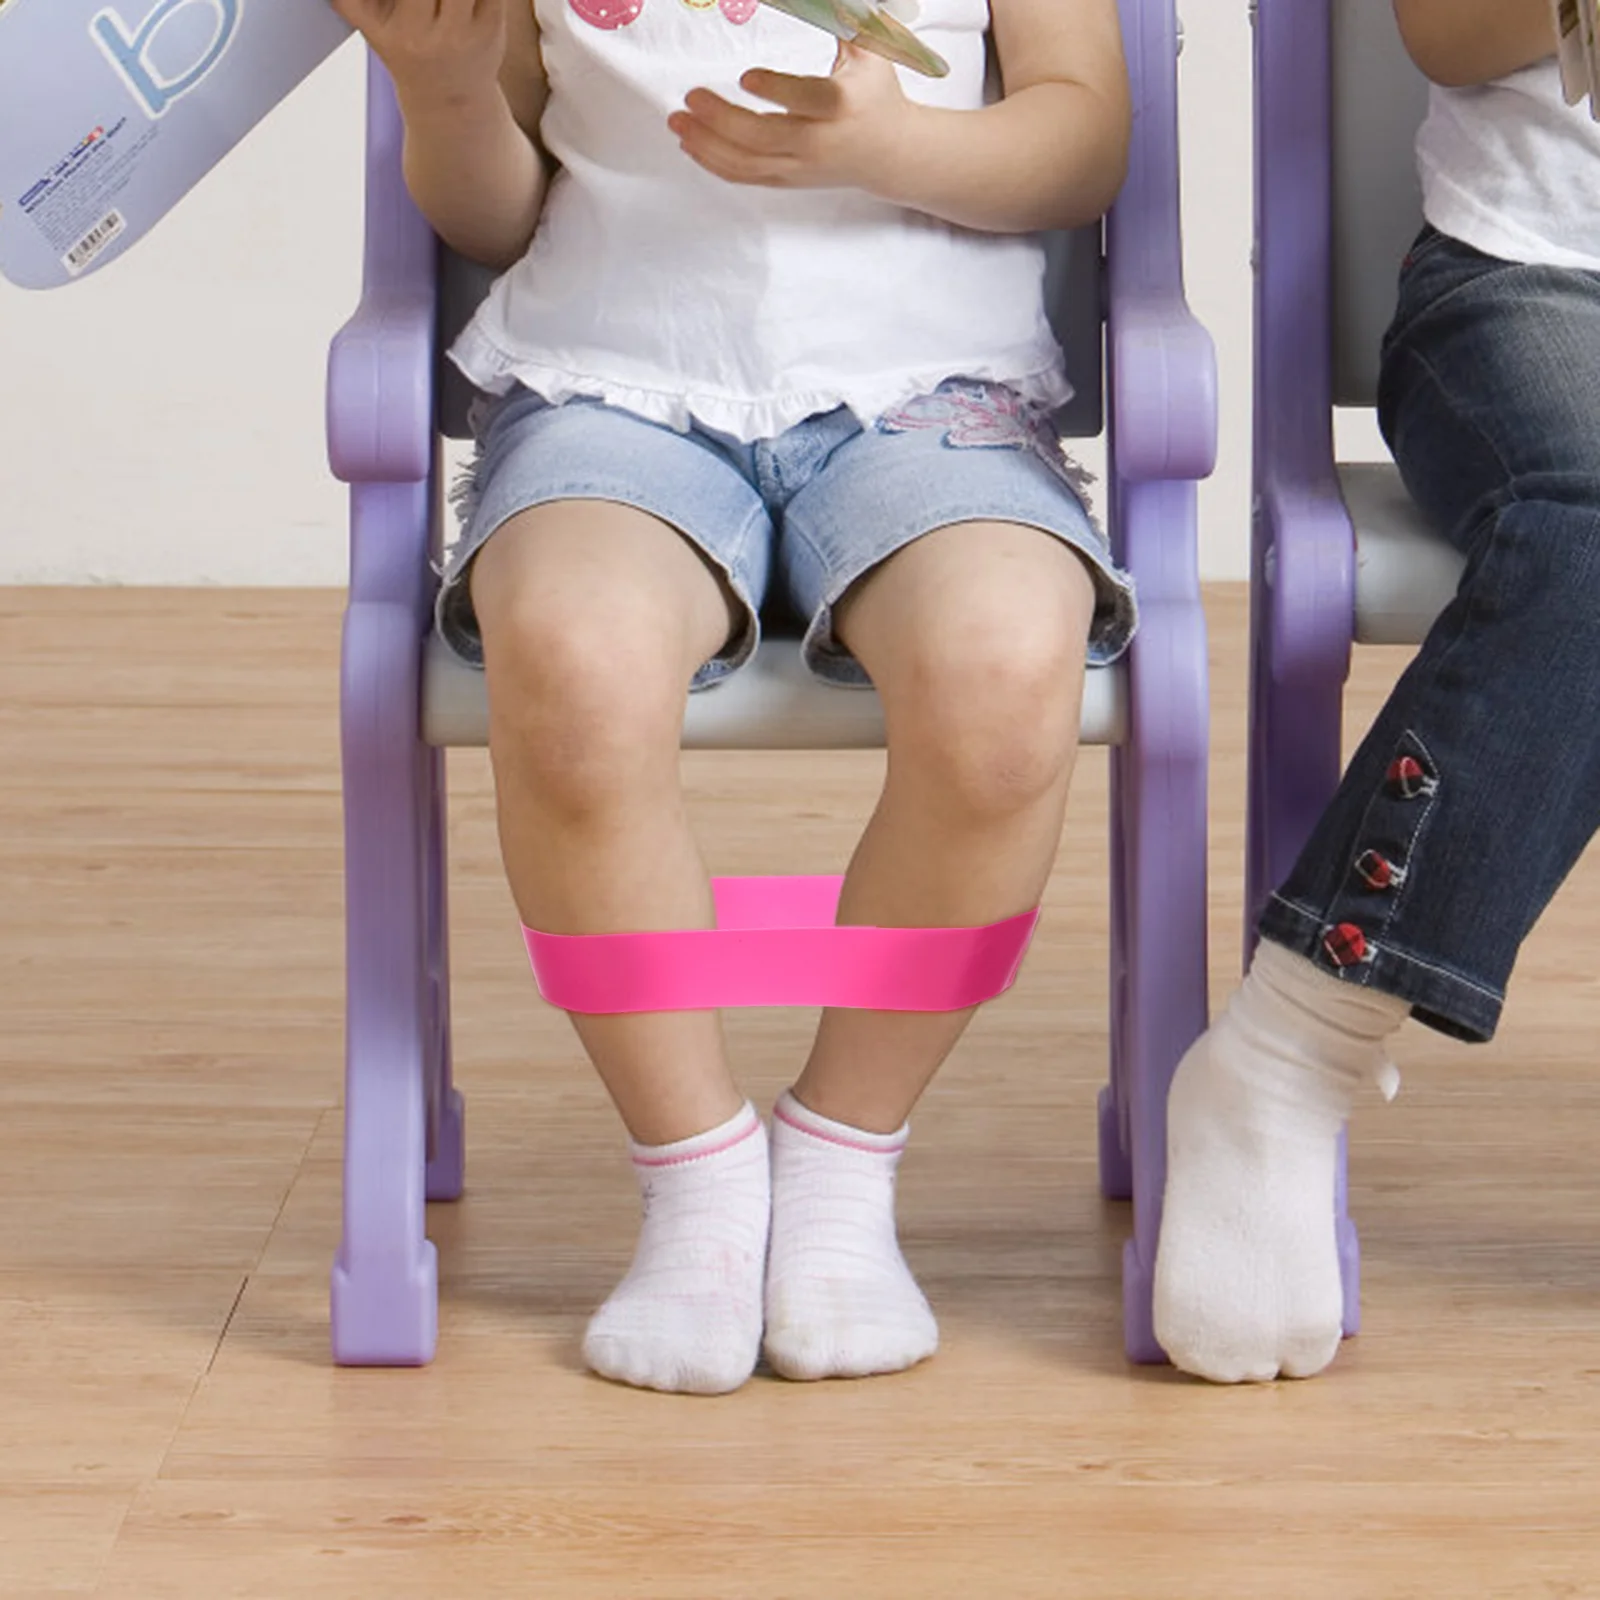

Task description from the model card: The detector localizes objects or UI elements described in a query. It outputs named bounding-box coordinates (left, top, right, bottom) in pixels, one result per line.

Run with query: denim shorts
left=437, top=380, right=1137, bottom=689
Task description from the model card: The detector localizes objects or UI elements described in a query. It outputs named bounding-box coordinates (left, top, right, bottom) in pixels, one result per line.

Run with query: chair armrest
left=328, top=55, right=438, bottom=486
left=326, top=289, right=434, bottom=486
left=1102, top=0, right=1218, bottom=485
left=1110, top=293, right=1219, bottom=484
left=1259, top=475, right=1356, bottom=688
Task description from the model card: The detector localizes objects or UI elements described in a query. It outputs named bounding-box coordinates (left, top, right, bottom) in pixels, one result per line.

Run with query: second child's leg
left=471, top=499, right=764, bottom=1394
left=1156, top=241, right=1600, bottom=1382
left=765, top=521, right=1099, bottom=1379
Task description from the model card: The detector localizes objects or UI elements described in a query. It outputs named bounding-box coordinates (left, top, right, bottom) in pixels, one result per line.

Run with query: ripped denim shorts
left=438, top=378, right=1138, bottom=689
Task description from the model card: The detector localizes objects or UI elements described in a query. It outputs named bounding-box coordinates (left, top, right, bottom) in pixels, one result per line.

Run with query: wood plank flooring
left=3, top=586, right=1598, bottom=1597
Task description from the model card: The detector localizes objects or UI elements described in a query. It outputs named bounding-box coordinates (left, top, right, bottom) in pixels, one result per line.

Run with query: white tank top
left=1417, top=58, right=1600, bottom=271
left=449, top=0, right=1070, bottom=440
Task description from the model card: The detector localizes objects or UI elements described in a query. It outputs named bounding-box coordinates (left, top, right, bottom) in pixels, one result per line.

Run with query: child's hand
left=670, top=43, right=916, bottom=195
left=328, top=0, right=507, bottom=113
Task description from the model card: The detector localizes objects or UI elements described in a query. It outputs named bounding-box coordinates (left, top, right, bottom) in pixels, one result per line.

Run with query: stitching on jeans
left=1293, top=728, right=1441, bottom=968
left=1369, top=941, right=1503, bottom=1004
left=1373, top=727, right=1442, bottom=932
left=1266, top=891, right=1505, bottom=1003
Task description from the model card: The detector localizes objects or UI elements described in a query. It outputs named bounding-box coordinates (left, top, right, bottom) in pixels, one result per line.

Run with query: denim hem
left=435, top=489, right=767, bottom=686
left=795, top=509, right=1138, bottom=688
left=1258, top=894, right=1504, bottom=1043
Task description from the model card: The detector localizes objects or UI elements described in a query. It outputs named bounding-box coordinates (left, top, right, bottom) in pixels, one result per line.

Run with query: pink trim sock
left=764, top=1090, right=937, bottom=1381
left=583, top=1102, right=769, bottom=1396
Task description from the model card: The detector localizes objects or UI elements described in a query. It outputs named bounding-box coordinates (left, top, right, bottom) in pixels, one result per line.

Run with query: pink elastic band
left=523, top=875, right=1040, bottom=1016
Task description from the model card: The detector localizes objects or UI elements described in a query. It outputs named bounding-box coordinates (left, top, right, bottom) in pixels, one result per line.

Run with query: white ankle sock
left=1154, top=940, right=1407, bottom=1383
left=583, top=1102, right=769, bottom=1396
left=763, top=1090, right=938, bottom=1381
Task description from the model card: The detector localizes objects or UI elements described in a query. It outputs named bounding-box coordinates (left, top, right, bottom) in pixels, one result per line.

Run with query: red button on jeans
left=1322, top=922, right=1369, bottom=968
left=1385, top=755, right=1432, bottom=799
left=1354, top=849, right=1398, bottom=890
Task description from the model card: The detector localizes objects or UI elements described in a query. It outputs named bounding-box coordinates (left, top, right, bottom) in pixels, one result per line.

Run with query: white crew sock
left=1153, top=940, right=1408, bottom=1383
left=763, top=1089, right=939, bottom=1381
left=583, top=1102, right=769, bottom=1396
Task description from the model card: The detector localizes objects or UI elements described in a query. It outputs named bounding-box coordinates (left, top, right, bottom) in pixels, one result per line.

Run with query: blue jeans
left=1260, top=225, right=1600, bottom=1041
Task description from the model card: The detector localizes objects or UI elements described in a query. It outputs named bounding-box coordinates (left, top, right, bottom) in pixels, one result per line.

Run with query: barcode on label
left=63, top=209, right=125, bottom=275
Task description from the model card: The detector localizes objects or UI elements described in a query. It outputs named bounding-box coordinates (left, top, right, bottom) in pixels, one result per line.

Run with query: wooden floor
left=3, top=586, right=1599, bottom=1598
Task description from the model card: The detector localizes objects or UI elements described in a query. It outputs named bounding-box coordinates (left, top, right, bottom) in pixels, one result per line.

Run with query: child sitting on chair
left=1155, top=0, right=1600, bottom=1382
left=330, top=0, right=1136, bottom=1393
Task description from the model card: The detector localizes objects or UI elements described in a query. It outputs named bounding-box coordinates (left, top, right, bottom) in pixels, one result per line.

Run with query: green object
left=757, top=0, right=950, bottom=78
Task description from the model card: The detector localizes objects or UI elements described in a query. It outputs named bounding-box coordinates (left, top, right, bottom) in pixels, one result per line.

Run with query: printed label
left=0, top=0, right=351, bottom=288
left=62, top=206, right=125, bottom=273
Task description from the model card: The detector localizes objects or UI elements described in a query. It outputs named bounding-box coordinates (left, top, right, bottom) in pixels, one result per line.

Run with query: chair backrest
left=436, top=251, right=497, bottom=440
left=435, top=225, right=1106, bottom=442
left=1330, top=4, right=1429, bottom=406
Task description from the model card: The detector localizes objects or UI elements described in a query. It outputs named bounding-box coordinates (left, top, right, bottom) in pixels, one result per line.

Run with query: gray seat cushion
left=422, top=636, right=1125, bottom=750
left=1341, top=463, right=1464, bottom=645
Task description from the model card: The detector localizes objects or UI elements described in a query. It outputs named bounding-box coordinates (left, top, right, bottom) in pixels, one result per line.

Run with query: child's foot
left=1153, top=940, right=1406, bottom=1383
left=763, top=1089, right=938, bottom=1381
left=583, top=1102, right=769, bottom=1395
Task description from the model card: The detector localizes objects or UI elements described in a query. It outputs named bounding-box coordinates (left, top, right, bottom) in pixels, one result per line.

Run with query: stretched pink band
left=523, top=875, right=1040, bottom=1016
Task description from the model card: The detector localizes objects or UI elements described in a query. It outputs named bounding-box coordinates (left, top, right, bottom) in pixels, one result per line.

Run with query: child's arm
left=671, top=0, right=1130, bottom=234
left=333, top=0, right=550, bottom=269
left=1392, top=0, right=1557, bottom=88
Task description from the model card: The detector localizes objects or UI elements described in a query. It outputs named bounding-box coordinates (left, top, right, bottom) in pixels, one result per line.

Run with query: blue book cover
left=0, top=0, right=351, bottom=289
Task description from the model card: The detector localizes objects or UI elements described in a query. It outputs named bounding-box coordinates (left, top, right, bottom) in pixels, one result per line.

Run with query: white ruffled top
left=450, top=0, right=1070, bottom=440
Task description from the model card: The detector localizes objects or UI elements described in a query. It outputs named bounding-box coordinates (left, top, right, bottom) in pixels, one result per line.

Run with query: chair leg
left=1249, top=557, right=1361, bottom=1340
left=1336, top=1127, right=1360, bottom=1336
left=331, top=600, right=438, bottom=1366
left=1105, top=477, right=1212, bottom=1363
left=1243, top=646, right=1277, bottom=966
left=422, top=745, right=465, bottom=1204
left=1245, top=647, right=1349, bottom=943
left=1098, top=797, right=1135, bottom=1202
left=1116, top=731, right=1210, bottom=1363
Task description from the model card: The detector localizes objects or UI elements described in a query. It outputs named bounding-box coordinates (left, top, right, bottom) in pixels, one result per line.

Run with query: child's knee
left=481, top=599, right=690, bottom=803
left=1490, top=489, right=1600, bottom=622
left=889, top=626, right=1083, bottom=817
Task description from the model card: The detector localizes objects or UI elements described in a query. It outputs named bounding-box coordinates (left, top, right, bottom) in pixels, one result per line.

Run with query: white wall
left=0, top=45, right=367, bottom=585
left=0, top=15, right=1385, bottom=586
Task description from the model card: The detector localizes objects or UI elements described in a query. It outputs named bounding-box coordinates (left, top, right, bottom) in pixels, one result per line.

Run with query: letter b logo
left=93, top=0, right=243, bottom=119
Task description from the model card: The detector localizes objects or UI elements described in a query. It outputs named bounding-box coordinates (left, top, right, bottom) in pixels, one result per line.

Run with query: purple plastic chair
left=1250, top=1, right=1466, bottom=1338
left=325, top=0, right=1217, bottom=1367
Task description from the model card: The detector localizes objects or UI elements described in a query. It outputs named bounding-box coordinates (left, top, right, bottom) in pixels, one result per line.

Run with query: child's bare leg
left=764, top=522, right=1098, bottom=1379
left=471, top=500, right=765, bottom=1394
